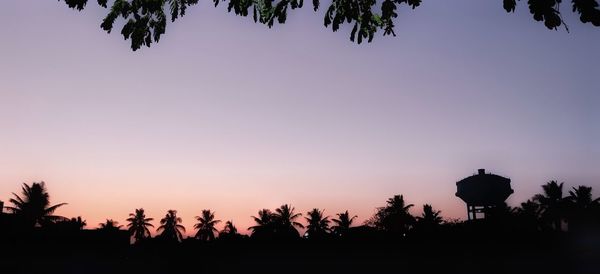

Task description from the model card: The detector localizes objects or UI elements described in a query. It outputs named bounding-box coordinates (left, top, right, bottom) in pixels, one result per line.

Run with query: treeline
left=1, top=180, right=599, bottom=245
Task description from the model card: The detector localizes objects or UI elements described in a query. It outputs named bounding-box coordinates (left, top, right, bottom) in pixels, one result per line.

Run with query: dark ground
left=2, top=233, right=598, bottom=274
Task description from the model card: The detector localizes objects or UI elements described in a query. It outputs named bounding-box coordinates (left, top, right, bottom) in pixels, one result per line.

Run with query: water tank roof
left=455, top=169, right=513, bottom=206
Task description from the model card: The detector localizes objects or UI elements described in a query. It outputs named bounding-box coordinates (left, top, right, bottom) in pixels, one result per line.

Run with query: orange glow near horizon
left=0, top=168, right=544, bottom=236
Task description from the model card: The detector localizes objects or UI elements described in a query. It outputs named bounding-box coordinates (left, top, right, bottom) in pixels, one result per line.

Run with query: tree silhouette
left=273, top=204, right=304, bottom=239
left=51, top=216, right=87, bottom=232
left=331, top=210, right=357, bottom=237
left=417, top=204, right=443, bottom=226
left=484, top=202, right=518, bottom=230
left=98, top=219, right=122, bottom=231
left=516, top=199, right=543, bottom=232
left=69, top=216, right=87, bottom=230
left=222, top=221, right=237, bottom=234
left=304, top=208, right=330, bottom=239
left=274, top=204, right=304, bottom=229
left=565, top=185, right=600, bottom=231
left=2, top=179, right=600, bottom=274
left=194, top=209, right=221, bottom=241
left=533, top=181, right=566, bottom=231
left=58, top=0, right=600, bottom=51
left=5, top=182, right=67, bottom=227
left=157, top=210, right=186, bottom=242
left=412, top=204, right=443, bottom=237
left=249, top=204, right=304, bottom=239
left=219, top=220, right=243, bottom=240
left=220, top=221, right=238, bottom=235
left=249, top=209, right=275, bottom=239
left=567, top=185, right=598, bottom=209
left=126, top=208, right=154, bottom=243
left=368, top=194, right=415, bottom=235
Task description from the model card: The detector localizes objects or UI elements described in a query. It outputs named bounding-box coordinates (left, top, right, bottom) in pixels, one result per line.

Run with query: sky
left=0, top=0, right=598, bottom=235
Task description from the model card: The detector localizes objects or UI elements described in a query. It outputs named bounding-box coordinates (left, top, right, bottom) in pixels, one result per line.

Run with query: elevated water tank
left=455, top=169, right=513, bottom=220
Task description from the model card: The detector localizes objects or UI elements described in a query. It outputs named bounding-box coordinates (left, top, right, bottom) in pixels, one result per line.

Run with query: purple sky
left=0, top=0, right=598, bottom=234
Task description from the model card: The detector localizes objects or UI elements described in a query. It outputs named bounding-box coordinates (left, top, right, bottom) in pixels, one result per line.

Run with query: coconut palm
left=249, top=209, right=274, bottom=238
left=331, top=210, right=357, bottom=237
left=194, top=209, right=221, bottom=241
left=305, top=208, right=330, bottom=239
left=157, top=210, right=186, bottom=242
left=6, top=182, right=67, bottom=227
left=70, top=216, right=87, bottom=230
left=416, top=204, right=443, bottom=226
left=368, top=195, right=415, bottom=234
left=126, top=208, right=154, bottom=243
left=273, top=204, right=304, bottom=239
left=567, top=186, right=598, bottom=209
left=219, top=220, right=241, bottom=240
left=517, top=199, right=543, bottom=231
left=565, top=185, right=600, bottom=231
left=533, top=181, right=566, bottom=231
left=221, top=220, right=238, bottom=235
left=273, top=204, right=304, bottom=229
left=98, top=219, right=122, bottom=231
left=518, top=200, right=542, bottom=218
left=412, top=204, right=444, bottom=237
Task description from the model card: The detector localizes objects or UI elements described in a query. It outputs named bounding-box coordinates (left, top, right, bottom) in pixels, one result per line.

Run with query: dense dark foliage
left=57, top=0, right=600, bottom=50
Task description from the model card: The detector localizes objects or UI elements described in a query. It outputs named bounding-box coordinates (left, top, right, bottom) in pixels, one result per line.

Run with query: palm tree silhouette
left=221, top=220, right=238, bottom=235
left=412, top=204, right=443, bottom=237
left=98, top=219, right=122, bottom=231
left=194, top=209, right=221, bottom=241
left=567, top=186, right=598, bottom=208
left=157, top=210, right=186, bottom=242
left=369, top=195, right=415, bottom=234
left=219, top=220, right=242, bottom=240
left=517, top=199, right=543, bottom=231
left=6, top=182, right=67, bottom=227
left=534, top=181, right=565, bottom=231
left=70, top=216, right=87, bottom=230
left=305, top=208, right=330, bottom=239
left=518, top=200, right=542, bottom=218
left=331, top=210, right=357, bottom=237
left=273, top=204, right=304, bottom=229
left=272, top=204, right=304, bottom=239
left=249, top=209, right=274, bottom=238
left=126, top=208, right=154, bottom=243
left=417, top=204, right=443, bottom=226
left=565, top=185, right=599, bottom=231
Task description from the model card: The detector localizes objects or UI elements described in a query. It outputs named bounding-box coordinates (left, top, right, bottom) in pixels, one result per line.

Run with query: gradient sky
left=1, top=1, right=598, bottom=235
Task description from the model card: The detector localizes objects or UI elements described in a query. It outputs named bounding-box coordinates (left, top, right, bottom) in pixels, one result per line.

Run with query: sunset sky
left=1, top=1, right=598, bottom=235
